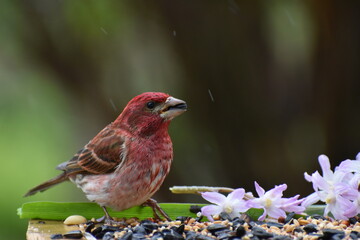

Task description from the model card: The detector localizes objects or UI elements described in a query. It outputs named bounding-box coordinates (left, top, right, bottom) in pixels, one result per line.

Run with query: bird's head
left=114, top=92, right=187, bottom=136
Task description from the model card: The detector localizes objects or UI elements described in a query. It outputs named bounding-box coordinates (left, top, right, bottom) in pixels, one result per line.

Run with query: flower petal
left=348, top=173, right=360, bottom=190
left=311, top=171, right=330, bottom=191
left=335, top=182, right=358, bottom=200
left=332, top=195, right=356, bottom=219
left=227, top=188, right=245, bottom=201
left=301, top=192, right=320, bottom=208
left=201, top=205, right=222, bottom=221
left=338, top=159, right=360, bottom=174
left=201, top=192, right=226, bottom=205
left=318, top=154, right=333, bottom=180
left=304, top=172, right=312, bottom=182
left=254, top=181, right=265, bottom=197
left=344, top=202, right=358, bottom=219
left=257, top=207, right=267, bottom=221
left=246, top=198, right=262, bottom=209
left=266, top=184, right=287, bottom=199
left=232, top=199, right=251, bottom=213
left=267, top=206, right=286, bottom=219
left=281, top=195, right=305, bottom=213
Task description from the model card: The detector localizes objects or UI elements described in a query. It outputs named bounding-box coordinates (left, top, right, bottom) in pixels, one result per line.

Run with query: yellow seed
left=317, top=222, right=325, bottom=229
left=298, top=219, right=309, bottom=225
left=310, top=219, right=320, bottom=225
left=354, top=226, right=360, bottom=232
left=269, top=226, right=281, bottom=234
left=213, top=215, right=220, bottom=220
left=173, top=221, right=182, bottom=225
left=197, top=223, right=205, bottom=229
left=188, top=218, right=196, bottom=224
left=284, top=224, right=295, bottom=233
left=325, top=222, right=334, bottom=229
left=293, top=219, right=300, bottom=226
left=243, top=223, right=250, bottom=231
left=63, top=215, right=87, bottom=225
left=192, top=226, right=199, bottom=232
left=339, top=224, right=347, bottom=229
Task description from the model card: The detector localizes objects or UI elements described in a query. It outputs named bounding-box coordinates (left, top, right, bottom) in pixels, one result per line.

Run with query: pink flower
left=248, top=182, right=305, bottom=221
left=201, top=188, right=250, bottom=221
left=302, top=154, right=359, bottom=219
left=337, top=152, right=360, bottom=174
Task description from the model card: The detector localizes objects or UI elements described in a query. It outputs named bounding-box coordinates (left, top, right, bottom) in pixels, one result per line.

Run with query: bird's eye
left=146, top=101, right=156, bottom=109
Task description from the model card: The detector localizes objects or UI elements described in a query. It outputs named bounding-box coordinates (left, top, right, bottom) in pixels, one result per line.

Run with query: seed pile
left=51, top=214, right=360, bottom=240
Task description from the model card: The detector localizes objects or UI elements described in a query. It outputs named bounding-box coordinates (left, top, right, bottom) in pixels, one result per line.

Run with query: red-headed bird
left=24, top=92, right=187, bottom=222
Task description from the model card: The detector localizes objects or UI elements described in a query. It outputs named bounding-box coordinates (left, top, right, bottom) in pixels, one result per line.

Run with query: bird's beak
left=160, top=97, right=187, bottom=120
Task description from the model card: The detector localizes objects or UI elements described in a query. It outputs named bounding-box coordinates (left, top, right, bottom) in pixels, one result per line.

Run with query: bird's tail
left=24, top=172, right=68, bottom=197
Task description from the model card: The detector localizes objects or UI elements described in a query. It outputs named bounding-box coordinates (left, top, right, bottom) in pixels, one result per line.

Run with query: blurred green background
left=1, top=0, right=360, bottom=238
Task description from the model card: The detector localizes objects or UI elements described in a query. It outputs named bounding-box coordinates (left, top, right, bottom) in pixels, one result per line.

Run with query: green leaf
left=18, top=202, right=206, bottom=220
left=245, top=208, right=264, bottom=220
left=304, top=204, right=325, bottom=216
left=18, top=201, right=327, bottom=221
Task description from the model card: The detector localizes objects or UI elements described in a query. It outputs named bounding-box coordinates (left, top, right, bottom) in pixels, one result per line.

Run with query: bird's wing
left=58, top=126, right=125, bottom=175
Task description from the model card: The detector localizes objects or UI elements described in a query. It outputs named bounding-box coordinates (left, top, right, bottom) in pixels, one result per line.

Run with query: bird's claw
left=143, top=198, right=171, bottom=221
left=96, top=215, right=125, bottom=226
left=96, top=206, right=125, bottom=225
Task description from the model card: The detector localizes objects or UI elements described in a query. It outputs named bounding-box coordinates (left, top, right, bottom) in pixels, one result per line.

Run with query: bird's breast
left=74, top=133, right=175, bottom=211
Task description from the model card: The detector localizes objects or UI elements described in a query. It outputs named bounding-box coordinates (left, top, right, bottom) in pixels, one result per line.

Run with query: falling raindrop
left=109, top=99, right=118, bottom=112
left=228, top=0, right=240, bottom=15
left=284, top=9, right=295, bottom=26
left=100, top=27, right=108, bottom=35
left=208, top=89, right=215, bottom=102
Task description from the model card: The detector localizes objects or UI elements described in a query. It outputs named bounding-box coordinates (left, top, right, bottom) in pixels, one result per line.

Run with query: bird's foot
left=96, top=206, right=124, bottom=226
left=95, top=215, right=114, bottom=225
left=143, top=198, right=171, bottom=221
left=95, top=216, right=124, bottom=226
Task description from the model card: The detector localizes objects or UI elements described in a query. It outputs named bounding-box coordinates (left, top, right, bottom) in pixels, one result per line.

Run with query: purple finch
left=24, top=92, right=187, bottom=221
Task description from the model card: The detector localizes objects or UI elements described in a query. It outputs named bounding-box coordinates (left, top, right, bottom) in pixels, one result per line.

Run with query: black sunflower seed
left=151, top=231, right=164, bottom=240
left=251, top=226, right=273, bottom=239
left=163, top=229, right=184, bottom=240
left=63, top=230, right=83, bottom=239
left=132, top=233, right=147, bottom=240
left=133, top=225, right=147, bottom=235
left=85, top=221, right=96, bottom=233
left=266, top=222, right=284, bottom=229
left=102, top=231, right=114, bottom=240
left=50, top=234, right=63, bottom=239
left=303, top=223, right=318, bottom=234
left=119, top=231, right=132, bottom=240
left=176, top=216, right=189, bottom=223
left=350, top=231, right=360, bottom=240
left=321, top=228, right=345, bottom=240
left=175, top=224, right=185, bottom=235
left=219, top=212, right=232, bottom=221
left=235, top=225, right=246, bottom=237
left=189, top=205, right=202, bottom=214
left=206, top=224, right=228, bottom=234
left=272, top=235, right=293, bottom=240
left=284, top=212, right=295, bottom=224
